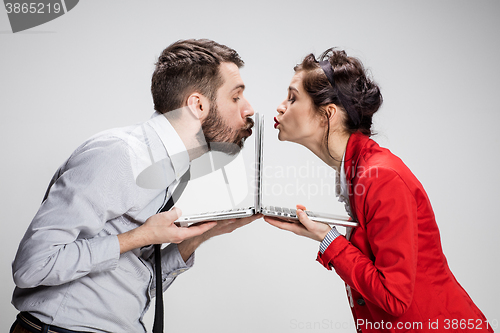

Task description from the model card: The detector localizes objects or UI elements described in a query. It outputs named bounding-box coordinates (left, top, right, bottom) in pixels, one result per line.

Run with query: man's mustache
left=243, top=117, right=254, bottom=131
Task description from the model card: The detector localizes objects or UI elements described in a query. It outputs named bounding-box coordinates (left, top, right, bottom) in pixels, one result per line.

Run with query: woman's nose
left=277, top=102, right=286, bottom=114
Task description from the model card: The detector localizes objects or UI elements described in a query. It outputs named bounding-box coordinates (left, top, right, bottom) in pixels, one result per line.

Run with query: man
left=11, top=39, right=259, bottom=333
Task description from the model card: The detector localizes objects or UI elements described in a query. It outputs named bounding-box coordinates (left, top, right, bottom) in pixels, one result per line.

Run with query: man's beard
left=201, top=103, right=254, bottom=155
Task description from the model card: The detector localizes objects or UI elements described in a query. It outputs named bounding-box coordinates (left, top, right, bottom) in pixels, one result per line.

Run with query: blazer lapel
left=344, top=132, right=371, bottom=223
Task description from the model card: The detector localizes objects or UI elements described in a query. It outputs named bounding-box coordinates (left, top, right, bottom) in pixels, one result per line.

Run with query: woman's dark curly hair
left=294, top=48, right=383, bottom=137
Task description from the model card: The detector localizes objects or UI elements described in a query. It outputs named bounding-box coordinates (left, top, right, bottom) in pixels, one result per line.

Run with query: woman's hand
left=264, top=205, right=332, bottom=242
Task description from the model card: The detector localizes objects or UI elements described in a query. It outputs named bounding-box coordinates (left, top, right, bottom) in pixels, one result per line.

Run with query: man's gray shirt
left=12, top=112, right=193, bottom=332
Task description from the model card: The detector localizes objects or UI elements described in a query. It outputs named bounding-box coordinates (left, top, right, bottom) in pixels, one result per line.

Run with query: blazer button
left=357, top=298, right=366, bottom=306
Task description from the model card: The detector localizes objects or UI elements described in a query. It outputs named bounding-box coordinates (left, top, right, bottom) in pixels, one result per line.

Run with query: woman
left=265, top=48, right=493, bottom=332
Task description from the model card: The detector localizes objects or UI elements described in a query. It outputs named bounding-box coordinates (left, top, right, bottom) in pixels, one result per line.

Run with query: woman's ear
left=319, top=104, right=338, bottom=126
left=326, top=103, right=338, bottom=120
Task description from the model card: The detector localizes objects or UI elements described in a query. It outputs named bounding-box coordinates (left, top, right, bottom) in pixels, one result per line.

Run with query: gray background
left=1, top=0, right=499, bottom=331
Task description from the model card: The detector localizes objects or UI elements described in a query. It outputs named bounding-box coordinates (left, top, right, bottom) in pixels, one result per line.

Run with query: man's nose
left=242, top=97, right=254, bottom=118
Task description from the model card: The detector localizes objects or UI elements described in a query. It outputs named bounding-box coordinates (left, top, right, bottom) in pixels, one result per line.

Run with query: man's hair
left=151, top=39, right=244, bottom=114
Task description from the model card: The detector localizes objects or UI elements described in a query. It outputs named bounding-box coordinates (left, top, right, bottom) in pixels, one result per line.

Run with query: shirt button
left=357, top=298, right=366, bottom=306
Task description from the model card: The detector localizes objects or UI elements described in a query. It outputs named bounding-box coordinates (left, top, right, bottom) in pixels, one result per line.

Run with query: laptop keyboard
left=264, top=206, right=319, bottom=218
left=195, top=207, right=250, bottom=216
left=184, top=206, right=315, bottom=220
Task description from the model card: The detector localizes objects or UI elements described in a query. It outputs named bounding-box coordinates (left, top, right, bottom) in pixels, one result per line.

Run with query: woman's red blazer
left=317, top=132, right=493, bottom=332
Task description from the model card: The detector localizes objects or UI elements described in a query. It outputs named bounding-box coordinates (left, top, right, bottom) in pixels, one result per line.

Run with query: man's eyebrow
left=231, top=84, right=245, bottom=92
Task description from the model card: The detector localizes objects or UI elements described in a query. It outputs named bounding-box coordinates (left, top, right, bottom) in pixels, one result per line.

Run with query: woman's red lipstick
left=274, top=117, right=280, bottom=129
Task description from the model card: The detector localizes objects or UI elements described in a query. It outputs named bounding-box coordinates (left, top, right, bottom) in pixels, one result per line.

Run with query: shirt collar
left=340, top=155, right=347, bottom=194
left=336, top=152, right=348, bottom=200
left=147, top=112, right=190, bottom=180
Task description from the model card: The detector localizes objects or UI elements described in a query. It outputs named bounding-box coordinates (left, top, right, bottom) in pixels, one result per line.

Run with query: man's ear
left=186, top=93, right=209, bottom=120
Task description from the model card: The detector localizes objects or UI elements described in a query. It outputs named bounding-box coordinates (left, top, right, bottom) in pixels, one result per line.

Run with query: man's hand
left=264, top=205, right=331, bottom=242
left=118, top=208, right=217, bottom=254
left=177, top=213, right=262, bottom=262
left=194, top=213, right=262, bottom=240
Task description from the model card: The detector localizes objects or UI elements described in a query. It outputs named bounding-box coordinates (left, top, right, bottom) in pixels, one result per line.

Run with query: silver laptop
left=175, top=113, right=359, bottom=228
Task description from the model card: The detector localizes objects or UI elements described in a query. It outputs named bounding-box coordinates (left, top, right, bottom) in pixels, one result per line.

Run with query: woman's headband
left=319, top=60, right=360, bottom=126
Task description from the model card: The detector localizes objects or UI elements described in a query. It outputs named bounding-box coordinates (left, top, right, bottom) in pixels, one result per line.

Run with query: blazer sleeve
left=317, top=166, right=418, bottom=317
